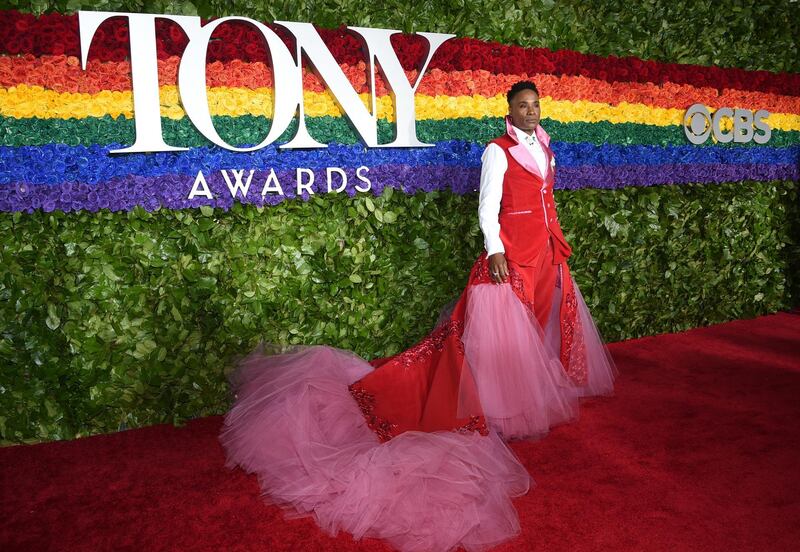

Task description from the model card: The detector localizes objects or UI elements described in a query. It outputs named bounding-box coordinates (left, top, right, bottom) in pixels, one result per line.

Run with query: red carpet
left=2, top=312, right=799, bottom=552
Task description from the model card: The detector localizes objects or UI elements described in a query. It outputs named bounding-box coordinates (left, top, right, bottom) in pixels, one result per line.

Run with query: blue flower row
left=0, top=141, right=797, bottom=185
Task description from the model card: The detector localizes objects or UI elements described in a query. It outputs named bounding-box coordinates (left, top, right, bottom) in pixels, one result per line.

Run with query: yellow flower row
left=1, top=84, right=799, bottom=131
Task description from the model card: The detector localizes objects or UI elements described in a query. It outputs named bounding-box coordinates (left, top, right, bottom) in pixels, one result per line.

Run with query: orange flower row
left=1, top=54, right=798, bottom=114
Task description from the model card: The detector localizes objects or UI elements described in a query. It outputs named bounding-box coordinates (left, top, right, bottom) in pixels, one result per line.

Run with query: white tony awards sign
left=77, top=11, right=455, bottom=200
left=78, top=11, right=455, bottom=153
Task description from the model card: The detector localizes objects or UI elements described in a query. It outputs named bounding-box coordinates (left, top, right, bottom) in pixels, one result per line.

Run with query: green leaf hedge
left=1, top=181, right=797, bottom=443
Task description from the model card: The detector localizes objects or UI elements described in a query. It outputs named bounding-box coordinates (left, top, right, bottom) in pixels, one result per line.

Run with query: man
left=479, top=80, right=573, bottom=331
left=220, top=80, right=616, bottom=552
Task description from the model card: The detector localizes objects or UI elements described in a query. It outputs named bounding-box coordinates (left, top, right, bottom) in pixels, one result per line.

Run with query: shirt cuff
left=485, top=238, right=505, bottom=256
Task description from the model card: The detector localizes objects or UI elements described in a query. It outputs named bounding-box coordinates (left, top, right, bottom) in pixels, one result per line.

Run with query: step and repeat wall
left=1, top=1, right=798, bottom=442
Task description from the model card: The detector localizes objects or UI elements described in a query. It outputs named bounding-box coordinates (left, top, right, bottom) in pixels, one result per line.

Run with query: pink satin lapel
left=535, top=124, right=551, bottom=148
left=508, top=144, right=546, bottom=182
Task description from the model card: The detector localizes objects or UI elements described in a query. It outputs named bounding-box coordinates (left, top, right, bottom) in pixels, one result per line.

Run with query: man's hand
left=488, top=252, right=509, bottom=284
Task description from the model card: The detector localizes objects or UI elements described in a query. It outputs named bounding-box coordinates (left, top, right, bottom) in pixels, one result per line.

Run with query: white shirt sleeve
left=478, top=143, right=508, bottom=256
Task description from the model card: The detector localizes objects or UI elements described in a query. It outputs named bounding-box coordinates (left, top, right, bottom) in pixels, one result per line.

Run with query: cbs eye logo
left=683, top=104, right=771, bottom=145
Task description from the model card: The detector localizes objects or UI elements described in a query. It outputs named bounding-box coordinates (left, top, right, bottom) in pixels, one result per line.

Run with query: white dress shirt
left=478, top=125, right=549, bottom=256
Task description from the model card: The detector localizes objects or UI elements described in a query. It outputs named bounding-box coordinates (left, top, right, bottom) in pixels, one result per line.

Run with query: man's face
left=508, top=89, right=540, bottom=134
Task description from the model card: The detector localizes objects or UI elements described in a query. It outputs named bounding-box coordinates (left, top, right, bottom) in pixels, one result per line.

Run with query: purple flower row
left=1, top=163, right=796, bottom=213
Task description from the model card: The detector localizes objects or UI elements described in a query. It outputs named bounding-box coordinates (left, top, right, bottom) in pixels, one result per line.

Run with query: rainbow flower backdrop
left=0, top=10, right=798, bottom=213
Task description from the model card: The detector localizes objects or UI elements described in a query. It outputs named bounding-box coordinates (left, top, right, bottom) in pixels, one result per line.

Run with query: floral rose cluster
left=1, top=9, right=797, bottom=214
left=4, top=82, right=798, bottom=133
left=1, top=10, right=798, bottom=95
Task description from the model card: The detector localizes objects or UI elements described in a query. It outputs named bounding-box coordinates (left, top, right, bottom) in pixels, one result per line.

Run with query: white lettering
left=188, top=170, right=213, bottom=199
left=221, top=169, right=254, bottom=198
left=179, top=17, right=300, bottom=152
left=348, top=27, right=453, bottom=147
left=296, top=168, right=315, bottom=196
left=78, top=11, right=455, bottom=152
left=79, top=12, right=199, bottom=154
left=355, top=166, right=371, bottom=192
left=260, top=169, right=285, bottom=196
left=277, top=22, right=453, bottom=149
left=326, top=167, right=347, bottom=192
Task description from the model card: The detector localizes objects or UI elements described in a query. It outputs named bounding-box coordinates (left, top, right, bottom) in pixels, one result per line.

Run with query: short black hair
left=507, top=81, right=539, bottom=104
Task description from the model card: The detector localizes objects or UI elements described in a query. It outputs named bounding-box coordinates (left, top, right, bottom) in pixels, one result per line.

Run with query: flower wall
left=1, top=12, right=798, bottom=211
left=1, top=2, right=798, bottom=442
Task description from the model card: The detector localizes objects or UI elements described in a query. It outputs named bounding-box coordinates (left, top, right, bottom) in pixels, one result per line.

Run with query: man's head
left=507, top=81, right=540, bottom=134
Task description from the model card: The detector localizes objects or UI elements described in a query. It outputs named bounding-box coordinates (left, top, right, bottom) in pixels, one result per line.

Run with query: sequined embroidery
left=472, top=254, right=535, bottom=315
left=560, top=286, right=588, bottom=385
left=348, top=385, right=398, bottom=443
left=455, top=415, right=489, bottom=436
left=395, top=319, right=465, bottom=368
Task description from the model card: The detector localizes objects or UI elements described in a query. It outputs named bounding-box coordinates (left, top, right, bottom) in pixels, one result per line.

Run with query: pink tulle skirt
left=220, top=346, right=532, bottom=552
left=461, top=283, right=580, bottom=439
left=220, top=277, right=616, bottom=551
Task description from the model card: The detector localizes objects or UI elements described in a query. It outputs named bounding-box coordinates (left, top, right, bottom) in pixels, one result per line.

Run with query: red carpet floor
left=2, top=312, right=799, bottom=552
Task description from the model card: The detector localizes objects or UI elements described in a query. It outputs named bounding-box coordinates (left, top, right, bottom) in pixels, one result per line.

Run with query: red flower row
left=1, top=9, right=798, bottom=96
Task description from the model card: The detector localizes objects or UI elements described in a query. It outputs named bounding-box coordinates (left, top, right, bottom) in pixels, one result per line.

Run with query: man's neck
left=512, top=124, right=535, bottom=137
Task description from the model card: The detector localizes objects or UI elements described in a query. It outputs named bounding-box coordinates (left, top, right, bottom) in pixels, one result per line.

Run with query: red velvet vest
left=490, top=126, right=572, bottom=267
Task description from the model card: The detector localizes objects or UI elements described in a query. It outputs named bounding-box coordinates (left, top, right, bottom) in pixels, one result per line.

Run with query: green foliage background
left=1, top=0, right=798, bottom=443
left=2, top=182, right=797, bottom=442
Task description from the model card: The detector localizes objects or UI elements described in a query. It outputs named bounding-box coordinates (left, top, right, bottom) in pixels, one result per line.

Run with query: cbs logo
left=683, top=104, right=771, bottom=145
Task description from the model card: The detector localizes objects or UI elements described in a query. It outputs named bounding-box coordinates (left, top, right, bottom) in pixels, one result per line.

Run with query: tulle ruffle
left=219, top=270, right=617, bottom=551
left=461, top=284, right=580, bottom=440
left=571, top=281, right=618, bottom=397
left=540, top=277, right=618, bottom=397
left=460, top=277, right=616, bottom=440
left=219, top=345, right=531, bottom=552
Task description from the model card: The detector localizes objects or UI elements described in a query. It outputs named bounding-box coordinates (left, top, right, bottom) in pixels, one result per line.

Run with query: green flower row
left=2, top=115, right=798, bottom=148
